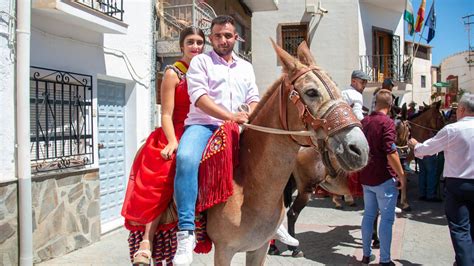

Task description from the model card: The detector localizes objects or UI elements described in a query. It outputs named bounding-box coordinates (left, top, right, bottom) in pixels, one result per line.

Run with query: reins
left=407, top=120, right=440, bottom=132
left=241, top=123, right=313, bottom=136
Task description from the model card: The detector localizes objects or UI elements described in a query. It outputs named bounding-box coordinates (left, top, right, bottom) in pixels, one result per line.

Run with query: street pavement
left=37, top=171, right=455, bottom=265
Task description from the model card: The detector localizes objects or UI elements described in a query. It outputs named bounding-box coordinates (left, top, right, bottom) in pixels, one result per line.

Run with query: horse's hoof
left=334, top=205, right=343, bottom=210
left=268, top=245, right=280, bottom=256
left=291, top=249, right=304, bottom=258
left=402, top=206, right=412, bottom=212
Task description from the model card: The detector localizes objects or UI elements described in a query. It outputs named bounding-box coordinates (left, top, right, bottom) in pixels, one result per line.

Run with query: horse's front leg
left=214, top=244, right=235, bottom=266
left=286, top=190, right=311, bottom=257
left=245, top=242, right=270, bottom=266
left=400, top=184, right=411, bottom=211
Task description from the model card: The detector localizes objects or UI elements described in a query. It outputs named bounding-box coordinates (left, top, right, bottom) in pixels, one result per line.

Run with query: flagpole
left=410, top=0, right=428, bottom=103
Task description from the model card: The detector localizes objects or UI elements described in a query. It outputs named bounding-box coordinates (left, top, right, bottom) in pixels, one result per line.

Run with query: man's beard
left=214, top=46, right=233, bottom=57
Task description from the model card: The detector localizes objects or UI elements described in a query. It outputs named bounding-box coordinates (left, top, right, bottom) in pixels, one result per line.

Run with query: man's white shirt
left=414, top=116, right=474, bottom=179
left=341, top=86, right=364, bottom=120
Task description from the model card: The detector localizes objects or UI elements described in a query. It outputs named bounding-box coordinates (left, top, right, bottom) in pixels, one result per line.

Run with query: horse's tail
left=284, top=174, right=296, bottom=208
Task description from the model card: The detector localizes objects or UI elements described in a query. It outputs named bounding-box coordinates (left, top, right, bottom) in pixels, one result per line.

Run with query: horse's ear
left=423, top=102, right=429, bottom=108
left=434, top=100, right=442, bottom=110
left=297, top=41, right=316, bottom=67
left=270, top=38, right=298, bottom=74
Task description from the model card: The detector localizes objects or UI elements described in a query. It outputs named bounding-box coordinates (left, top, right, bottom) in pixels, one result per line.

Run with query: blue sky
left=407, top=0, right=474, bottom=65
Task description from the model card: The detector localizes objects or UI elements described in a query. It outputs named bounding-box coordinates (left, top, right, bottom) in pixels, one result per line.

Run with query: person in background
left=359, top=89, right=406, bottom=266
left=121, top=26, right=205, bottom=265
left=371, top=78, right=395, bottom=113
left=407, top=101, right=417, bottom=119
left=334, top=70, right=371, bottom=209
left=342, top=70, right=370, bottom=120
left=409, top=93, right=474, bottom=266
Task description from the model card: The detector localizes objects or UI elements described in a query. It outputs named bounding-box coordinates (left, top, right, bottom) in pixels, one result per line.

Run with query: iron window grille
left=280, top=24, right=308, bottom=57
left=76, top=0, right=124, bottom=21
left=30, top=67, right=94, bottom=173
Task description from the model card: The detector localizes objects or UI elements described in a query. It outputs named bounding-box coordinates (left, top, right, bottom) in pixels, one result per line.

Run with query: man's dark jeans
left=445, top=178, right=474, bottom=266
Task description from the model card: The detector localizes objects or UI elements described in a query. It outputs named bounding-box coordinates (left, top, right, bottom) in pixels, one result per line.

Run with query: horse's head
left=409, top=100, right=445, bottom=141
left=271, top=40, right=369, bottom=171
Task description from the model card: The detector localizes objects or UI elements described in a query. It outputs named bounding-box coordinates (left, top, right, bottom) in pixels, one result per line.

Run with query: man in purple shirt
left=359, top=89, right=406, bottom=266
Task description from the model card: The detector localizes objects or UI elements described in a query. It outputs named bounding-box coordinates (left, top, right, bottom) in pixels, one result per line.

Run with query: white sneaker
left=274, top=223, right=299, bottom=246
left=172, top=231, right=196, bottom=266
left=395, top=207, right=402, bottom=214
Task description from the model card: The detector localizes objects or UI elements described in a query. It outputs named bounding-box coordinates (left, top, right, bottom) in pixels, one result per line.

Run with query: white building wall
left=102, top=0, right=154, bottom=169
left=358, top=3, right=405, bottom=56
left=252, top=0, right=405, bottom=96
left=410, top=56, right=433, bottom=104
left=0, top=0, right=16, bottom=182
left=441, top=51, right=474, bottom=94
left=252, top=0, right=359, bottom=94
left=30, top=1, right=154, bottom=172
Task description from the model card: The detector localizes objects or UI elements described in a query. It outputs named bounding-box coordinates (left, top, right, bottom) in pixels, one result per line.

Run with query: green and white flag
left=404, top=0, right=415, bottom=36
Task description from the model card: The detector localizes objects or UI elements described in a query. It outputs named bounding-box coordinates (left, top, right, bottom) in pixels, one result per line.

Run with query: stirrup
left=133, top=240, right=152, bottom=265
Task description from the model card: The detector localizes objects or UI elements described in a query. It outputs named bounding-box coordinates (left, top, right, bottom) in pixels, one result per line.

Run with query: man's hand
left=408, top=138, right=419, bottom=149
left=396, top=175, right=407, bottom=190
left=231, top=111, right=249, bottom=124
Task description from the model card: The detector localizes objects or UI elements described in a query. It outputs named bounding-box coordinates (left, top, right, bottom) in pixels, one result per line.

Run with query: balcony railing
left=359, top=54, right=412, bottom=83
left=157, top=0, right=216, bottom=40
left=75, top=0, right=124, bottom=21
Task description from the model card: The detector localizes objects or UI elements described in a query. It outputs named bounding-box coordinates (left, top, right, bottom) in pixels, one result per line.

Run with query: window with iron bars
left=30, top=67, right=94, bottom=173
left=279, top=23, right=308, bottom=57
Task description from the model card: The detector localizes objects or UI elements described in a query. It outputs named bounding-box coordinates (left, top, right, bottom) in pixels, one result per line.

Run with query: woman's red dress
left=121, top=61, right=190, bottom=230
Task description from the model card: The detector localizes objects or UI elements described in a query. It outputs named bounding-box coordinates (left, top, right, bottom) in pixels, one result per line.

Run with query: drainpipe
left=16, top=0, right=33, bottom=265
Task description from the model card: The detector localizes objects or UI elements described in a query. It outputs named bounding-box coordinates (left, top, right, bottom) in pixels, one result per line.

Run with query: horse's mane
left=248, top=75, right=284, bottom=122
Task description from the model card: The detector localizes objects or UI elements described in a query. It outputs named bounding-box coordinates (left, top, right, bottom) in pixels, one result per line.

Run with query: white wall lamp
left=306, top=0, right=328, bottom=16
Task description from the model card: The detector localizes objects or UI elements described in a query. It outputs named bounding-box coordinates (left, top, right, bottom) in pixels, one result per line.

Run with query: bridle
left=278, top=65, right=361, bottom=176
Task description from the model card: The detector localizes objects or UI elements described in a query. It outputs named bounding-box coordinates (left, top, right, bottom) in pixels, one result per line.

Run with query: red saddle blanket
left=197, top=121, right=240, bottom=212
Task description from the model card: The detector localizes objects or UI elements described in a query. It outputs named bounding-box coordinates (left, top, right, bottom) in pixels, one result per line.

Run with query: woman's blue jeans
left=174, top=124, right=217, bottom=231
left=361, top=178, right=398, bottom=263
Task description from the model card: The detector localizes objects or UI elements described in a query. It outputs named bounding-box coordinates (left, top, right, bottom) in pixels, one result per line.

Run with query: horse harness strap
left=318, top=139, right=338, bottom=177
left=279, top=66, right=362, bottom=139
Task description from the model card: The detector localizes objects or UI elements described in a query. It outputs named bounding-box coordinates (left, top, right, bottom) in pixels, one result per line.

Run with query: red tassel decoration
left=197, top=121, right=240, bottom=212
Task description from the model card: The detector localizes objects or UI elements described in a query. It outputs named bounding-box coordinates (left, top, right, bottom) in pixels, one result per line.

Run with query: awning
left=433, top=82, right=451, bottom=88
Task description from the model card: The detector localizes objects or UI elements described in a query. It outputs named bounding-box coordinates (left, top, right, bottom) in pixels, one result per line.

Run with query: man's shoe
left=380, top=261, right=395, bottom=266
left=274, top=224, right=299, bottom=246
left=361, top=254, right=375, bottom=264
left=172, top=231, right=196, bottom=266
